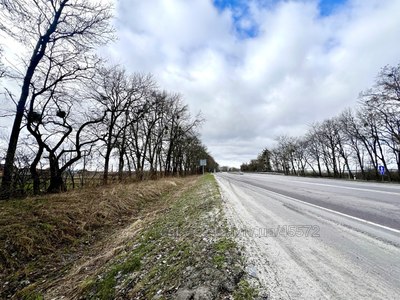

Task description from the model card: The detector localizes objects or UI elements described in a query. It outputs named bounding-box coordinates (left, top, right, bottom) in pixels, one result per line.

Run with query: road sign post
left=200, top=159, right=207, bottom=175
left=378, top=165, right=385, bottom=181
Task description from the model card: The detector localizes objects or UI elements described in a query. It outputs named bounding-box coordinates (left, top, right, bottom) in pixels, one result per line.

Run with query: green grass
left=82, top=174, right=258, bottom=299
left=214, top=237, right=236, bottom=252
left=14, top=284, right=44, bottom=300
left=88, top=254, right=142, bottom=299
left=212, top=238, right=237, bottom=268
left=233, top=280, right=259, bottom=300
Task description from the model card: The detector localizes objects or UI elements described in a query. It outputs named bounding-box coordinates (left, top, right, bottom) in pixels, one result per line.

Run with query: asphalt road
left=216, top=173, right=400, bottom=300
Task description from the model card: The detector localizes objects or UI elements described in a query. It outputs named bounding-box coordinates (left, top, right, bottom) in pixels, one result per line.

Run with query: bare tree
left=0, top=0, right=113, bottom=198
left=361, top=65, right=400, bottom=180
left=338, top=109, right=368, bottom=179
left=25, top=82, right=108, bottom=192
left=144, top=91, right=169, bottom=178
left=165, top=97, right=203, bottom=176
left=91, top=66, right=155, bottom=184
left=305, top=125, right=323, bottom=176
left=356, top=106, right=388, bottom=180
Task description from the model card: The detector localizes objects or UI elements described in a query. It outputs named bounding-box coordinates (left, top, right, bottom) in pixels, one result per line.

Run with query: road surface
left=215, top=173, right=400, bottom=299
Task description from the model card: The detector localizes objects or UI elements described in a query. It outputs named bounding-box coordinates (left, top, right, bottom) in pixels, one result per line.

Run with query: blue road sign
left=378, top=165, right=385, bottom=175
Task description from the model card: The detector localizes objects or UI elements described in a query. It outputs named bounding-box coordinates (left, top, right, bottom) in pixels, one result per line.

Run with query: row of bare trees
left=0, top=0, right=217, bottom=198
left=242, top=64, right=400, bottom=181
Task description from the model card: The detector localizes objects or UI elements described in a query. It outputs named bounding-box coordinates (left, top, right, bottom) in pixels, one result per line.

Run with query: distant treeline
left=242, top=63, right=400, bottom=182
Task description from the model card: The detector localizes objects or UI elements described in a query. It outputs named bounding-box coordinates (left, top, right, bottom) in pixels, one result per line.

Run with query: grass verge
left=82, top=174, right=257, bottom=299
left=0, top=178, right=187, bottom=298
left=1, top=174, right=258, bottom=299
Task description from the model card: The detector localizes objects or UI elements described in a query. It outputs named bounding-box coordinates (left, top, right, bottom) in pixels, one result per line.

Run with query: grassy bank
left=82, top=174, right=257, bottom=299
left=1, top=175, right=257, bottom=299
left=0, top=178, right=188, bottom=298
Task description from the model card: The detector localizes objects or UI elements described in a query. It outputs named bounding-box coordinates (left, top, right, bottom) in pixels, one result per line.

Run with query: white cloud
left=103, top=0, right=400, bottom=167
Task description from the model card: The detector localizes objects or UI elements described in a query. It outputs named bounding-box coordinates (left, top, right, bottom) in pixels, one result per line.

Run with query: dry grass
left=0, top=177, right=192, bottom=297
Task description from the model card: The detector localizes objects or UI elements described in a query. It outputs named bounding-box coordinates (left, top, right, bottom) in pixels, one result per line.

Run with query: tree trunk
left=355, top=149, right=365, bottom=179
left=47, top=174, right=66, bottom=193
left=125, top=153, right=132, bottom=178
left=290, top=158, right=297, bottom=175
left=47, top=154, right=66, bottom=193
left=0, top=2, right=67, bottom=199
left=118, top=148, right=125, bottom=181
left=30, top=146, right=44, bottom=195
left=316, top=156, right=322, bottom=177
left=397, top=151, right=400, bottom=182
left=69, top=169, right=75, bottom=189
left=103, top=146, right=112, bottom=185
left=341, top=154, right=353, bottom=179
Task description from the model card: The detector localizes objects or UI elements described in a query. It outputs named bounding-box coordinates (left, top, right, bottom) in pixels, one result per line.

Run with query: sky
left=100, top=0, right=400, bottom=167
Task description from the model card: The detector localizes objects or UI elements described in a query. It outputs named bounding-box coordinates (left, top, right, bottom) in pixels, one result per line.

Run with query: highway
left=215, top=173, right=400, bottom=300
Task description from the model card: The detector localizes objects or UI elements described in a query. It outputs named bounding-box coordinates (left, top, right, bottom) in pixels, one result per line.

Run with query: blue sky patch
left=213, top=0, right=259, bottom=38
left=318, top=0, right=347, bottom=16
left=213, top=0, right=348, bottom=38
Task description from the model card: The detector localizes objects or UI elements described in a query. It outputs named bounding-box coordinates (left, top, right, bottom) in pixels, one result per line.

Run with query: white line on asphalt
left=264, top=188, right=400, bottom=234
left=289, top=181, right=400, bottom=195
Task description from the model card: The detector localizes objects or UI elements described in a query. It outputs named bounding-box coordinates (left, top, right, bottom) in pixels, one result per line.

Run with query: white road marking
left=283, top=180, right=400, bottom=195
left=262, top=187, right=400, bottom=234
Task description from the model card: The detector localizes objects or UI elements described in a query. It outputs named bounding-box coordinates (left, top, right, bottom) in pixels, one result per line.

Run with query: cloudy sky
left=103, top=0, right=400, bottom=167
